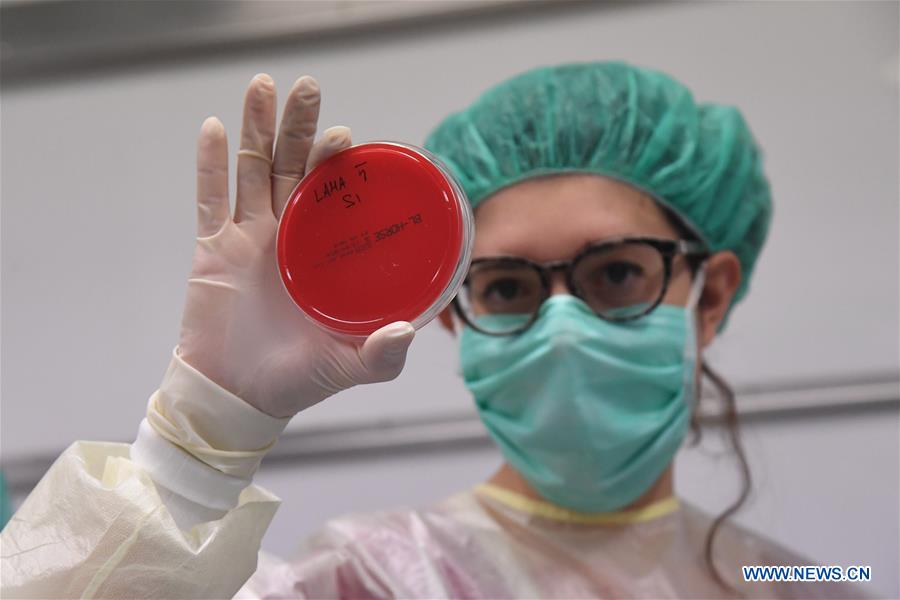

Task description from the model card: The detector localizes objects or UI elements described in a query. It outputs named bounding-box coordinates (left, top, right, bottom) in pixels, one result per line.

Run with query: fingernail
left=389, top=322, right=415, bottom=335
left=326, top=126, right=351, bottom=145
left=296, top=75, right=319, bottom=93
left=385, top=338, right=413, bottom=356
left=384, top=324, right=415, bottom=354
left=201, top=116, right=223, bottom=134
left=253, top=73, right=274, bottom=89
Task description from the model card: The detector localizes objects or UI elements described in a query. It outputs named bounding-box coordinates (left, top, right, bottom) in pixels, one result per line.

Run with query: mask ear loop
left=686, top=263, right=707, bottom=312
left=683, top=265, right=707, bottom=405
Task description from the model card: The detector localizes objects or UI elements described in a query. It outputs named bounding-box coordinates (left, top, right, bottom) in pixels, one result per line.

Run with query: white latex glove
left=178, top=74, right=415, bottom=418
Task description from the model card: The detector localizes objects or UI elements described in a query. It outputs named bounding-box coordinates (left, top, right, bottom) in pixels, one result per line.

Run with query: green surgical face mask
left=459, top=273, right=704, bottom=513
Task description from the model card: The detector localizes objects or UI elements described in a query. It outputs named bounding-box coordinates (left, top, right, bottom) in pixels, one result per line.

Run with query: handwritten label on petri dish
left=312, top=161, right=369, bottom=208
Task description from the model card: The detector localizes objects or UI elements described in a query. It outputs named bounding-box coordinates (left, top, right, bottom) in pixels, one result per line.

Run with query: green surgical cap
left=424, top=61, right=772, bottom=324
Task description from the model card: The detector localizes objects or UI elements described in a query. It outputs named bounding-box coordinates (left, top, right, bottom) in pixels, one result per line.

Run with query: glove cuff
left=142, top=345, right=291, bottom=479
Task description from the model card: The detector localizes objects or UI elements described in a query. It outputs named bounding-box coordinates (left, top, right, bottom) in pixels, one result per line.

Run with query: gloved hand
left=178, top=74, right=415, bottom=418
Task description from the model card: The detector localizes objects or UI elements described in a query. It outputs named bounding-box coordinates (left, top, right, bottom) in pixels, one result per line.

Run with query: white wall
left=2, top=1, right=898, bottom=596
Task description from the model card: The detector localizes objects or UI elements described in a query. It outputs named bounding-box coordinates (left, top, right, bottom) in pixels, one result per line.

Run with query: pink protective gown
left=0, top=348, right=876, bottom=599
left=238, top=484, right=868, bottom=599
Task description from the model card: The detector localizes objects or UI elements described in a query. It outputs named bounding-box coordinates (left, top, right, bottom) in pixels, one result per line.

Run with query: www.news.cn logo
left=742, top=565, right=872, bottom=583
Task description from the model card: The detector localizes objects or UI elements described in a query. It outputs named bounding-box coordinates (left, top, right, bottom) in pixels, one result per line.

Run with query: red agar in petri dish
left=277, top=142, right=473, bottom=337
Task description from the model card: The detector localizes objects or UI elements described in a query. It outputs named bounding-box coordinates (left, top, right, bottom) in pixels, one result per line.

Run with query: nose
left=548, top=270, right=569, bottom=296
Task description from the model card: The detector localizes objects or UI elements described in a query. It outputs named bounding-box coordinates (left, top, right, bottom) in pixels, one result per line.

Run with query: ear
left=698, top=251, right=742, bottom=347
left=437, top=305, right=456, bottom=336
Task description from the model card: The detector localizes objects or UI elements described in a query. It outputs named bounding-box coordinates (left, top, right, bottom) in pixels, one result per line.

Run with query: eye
left=578, top=260, right=649, bottom=303
left=601, top=261, right=644, bottom=285
left=469, top=270, right=542, bottom=315
left=572, top=243, right=665, bottom=315
left=482, top=278, right=526, bottom=302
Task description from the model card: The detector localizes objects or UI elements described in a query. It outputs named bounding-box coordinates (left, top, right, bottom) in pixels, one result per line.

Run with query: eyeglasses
left=452, top=236, right=709, bottom=336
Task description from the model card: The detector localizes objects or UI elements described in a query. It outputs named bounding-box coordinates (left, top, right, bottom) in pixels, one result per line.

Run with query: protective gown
left=1, top=352, right=868, bottom=599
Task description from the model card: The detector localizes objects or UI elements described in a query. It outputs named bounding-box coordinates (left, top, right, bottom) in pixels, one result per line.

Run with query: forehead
left=471, top=174, right=679, bottom=261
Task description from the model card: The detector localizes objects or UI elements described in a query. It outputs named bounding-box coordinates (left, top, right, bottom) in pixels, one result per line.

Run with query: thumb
left=358, top=321, right=415, bottom=383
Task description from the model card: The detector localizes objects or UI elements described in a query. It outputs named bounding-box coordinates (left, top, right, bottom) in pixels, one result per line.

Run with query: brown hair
left=696, top=363, right=752, bottom=594
left=662, top=208, right=752, bottom=594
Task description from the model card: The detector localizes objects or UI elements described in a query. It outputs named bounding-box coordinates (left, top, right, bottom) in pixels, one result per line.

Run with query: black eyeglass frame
left=452, top=236, right=710, bottom=336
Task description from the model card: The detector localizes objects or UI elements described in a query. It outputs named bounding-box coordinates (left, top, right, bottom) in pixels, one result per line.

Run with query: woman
left=1, top=62, right=863, bottom=599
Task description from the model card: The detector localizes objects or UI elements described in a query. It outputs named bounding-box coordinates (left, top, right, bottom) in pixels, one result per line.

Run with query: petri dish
left=277, top=141, right=474, bottom=338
